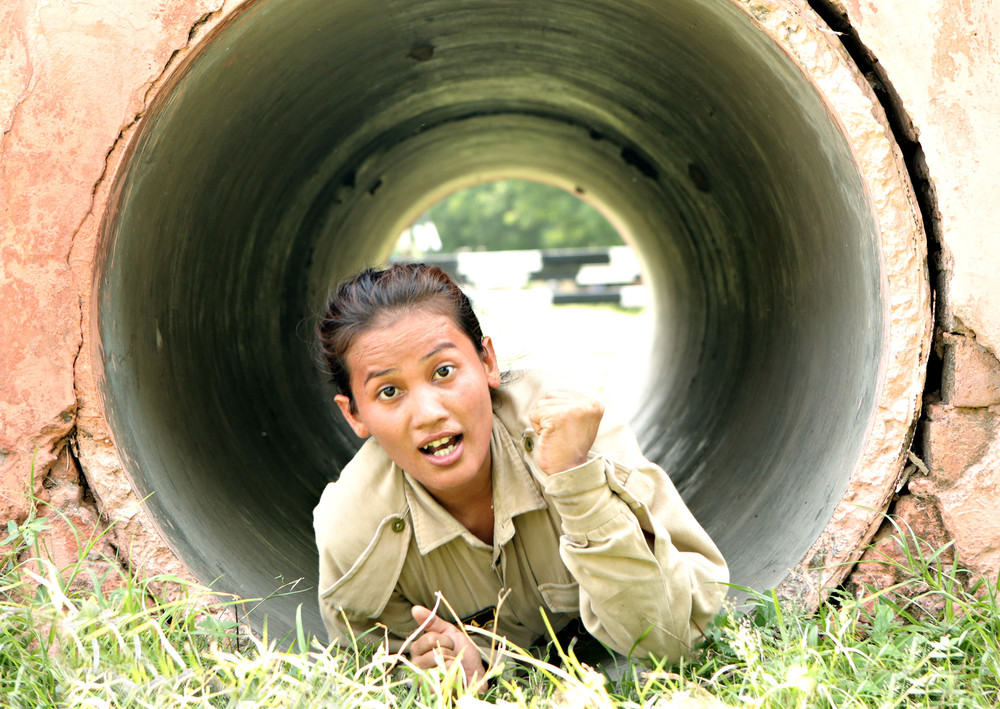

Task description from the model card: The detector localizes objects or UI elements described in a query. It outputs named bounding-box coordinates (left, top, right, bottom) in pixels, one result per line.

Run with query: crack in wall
left=805, top=0, right=944, bottom=348
left=1, top=80, right=34, bottom=146
left=69, top=0, right=233, bottom=408
left=61, top=427, right=131, bottom=574
left=805, top=0, right=944, bottom=435
left=801, top=3, right=1000, bottom=591
left=69, top=2, right=231, bottom=247
left=66, top=1, right=231, bottom=565
left=0, top=4, right=41, bottom=150
left=66, top=3, right=234, bottom=433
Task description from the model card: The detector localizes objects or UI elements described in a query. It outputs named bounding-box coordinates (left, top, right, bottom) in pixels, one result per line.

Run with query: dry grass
left=2, top=505, right=998, bottom=707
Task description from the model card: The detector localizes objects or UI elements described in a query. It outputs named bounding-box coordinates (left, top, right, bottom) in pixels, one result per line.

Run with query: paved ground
left=468, top=288, right=652, bottom=416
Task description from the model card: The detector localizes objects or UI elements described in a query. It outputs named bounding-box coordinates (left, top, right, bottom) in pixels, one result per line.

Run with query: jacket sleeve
left=313, top=453, right=417, bottom=651
left=530, top=418, right=728, bottom=661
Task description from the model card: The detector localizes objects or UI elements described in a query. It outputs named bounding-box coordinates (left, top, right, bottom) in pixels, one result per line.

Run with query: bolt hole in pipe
left=94, top=0, right=929, bottom=638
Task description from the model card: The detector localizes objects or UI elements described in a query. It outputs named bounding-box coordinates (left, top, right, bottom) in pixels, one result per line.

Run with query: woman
left=313, top=263, right=727, bottom=688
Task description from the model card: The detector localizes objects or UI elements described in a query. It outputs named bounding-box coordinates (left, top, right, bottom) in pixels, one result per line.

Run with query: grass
left=2, top=506, right=998, bottom=708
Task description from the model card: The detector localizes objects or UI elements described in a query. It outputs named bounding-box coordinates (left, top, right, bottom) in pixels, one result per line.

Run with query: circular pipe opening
left=95, top=0, right=928, bottom=637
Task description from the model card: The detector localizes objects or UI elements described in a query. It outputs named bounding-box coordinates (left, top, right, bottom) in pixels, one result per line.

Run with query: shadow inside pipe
left=96, top=0, right=883, bottom=640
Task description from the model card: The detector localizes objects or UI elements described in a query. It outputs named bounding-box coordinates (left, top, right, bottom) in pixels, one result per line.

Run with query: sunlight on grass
left=2, top=499, right=998, bottom=707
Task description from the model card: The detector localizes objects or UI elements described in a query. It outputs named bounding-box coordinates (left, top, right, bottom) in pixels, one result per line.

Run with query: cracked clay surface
left=1, top=0, right=230, bottom=575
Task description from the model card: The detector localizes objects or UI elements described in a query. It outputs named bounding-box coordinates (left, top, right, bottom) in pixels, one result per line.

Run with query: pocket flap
left=320, top=514, right=410, bottom=618
left=538, top=581, right=580, bottom=614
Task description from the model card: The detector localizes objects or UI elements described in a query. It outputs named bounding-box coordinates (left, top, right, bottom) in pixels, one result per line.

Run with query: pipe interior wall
left=97, top=0, right=888, bottom=637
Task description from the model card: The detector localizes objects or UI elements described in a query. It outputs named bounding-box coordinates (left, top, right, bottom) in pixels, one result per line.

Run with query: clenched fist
left=528, top=390, right=605, bottom=475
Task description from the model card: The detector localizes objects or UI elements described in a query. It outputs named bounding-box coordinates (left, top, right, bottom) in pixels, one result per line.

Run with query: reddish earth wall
left=2, top=0, right=998, bottom=599
left=834, top=0, right=1000, bottom=591
left=1, top=0, right=228, bottom=582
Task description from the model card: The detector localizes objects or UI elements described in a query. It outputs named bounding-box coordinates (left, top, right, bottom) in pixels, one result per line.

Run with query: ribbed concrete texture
left=3, top=0, right=992, bottom=641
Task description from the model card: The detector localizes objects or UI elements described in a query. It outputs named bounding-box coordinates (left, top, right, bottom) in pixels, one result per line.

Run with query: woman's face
left=335, top=307, right=501, bottom=504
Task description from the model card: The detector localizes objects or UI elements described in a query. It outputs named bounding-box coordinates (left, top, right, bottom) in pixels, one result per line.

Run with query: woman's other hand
left=528, top=390, right=605, bottom=476
left=409, top=605, right=487, bottom=692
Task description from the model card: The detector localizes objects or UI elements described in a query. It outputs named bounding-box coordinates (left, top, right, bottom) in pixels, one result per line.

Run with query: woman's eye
left=433, top=365, right=455, bottom=380
left=376, top=386, right=398, bottom=401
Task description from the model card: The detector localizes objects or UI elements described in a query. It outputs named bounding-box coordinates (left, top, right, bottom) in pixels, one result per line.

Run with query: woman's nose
left=409, top=384, right=448, bottom=427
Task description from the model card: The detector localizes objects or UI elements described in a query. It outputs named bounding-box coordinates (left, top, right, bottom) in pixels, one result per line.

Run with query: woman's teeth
left=421, top=435, right=460, bottom=457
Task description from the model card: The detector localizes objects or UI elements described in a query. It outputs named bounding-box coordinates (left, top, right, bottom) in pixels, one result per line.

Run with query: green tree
left=421, top=180, right=622, bottom=252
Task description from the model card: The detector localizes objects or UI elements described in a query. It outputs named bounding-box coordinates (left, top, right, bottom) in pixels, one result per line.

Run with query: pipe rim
left=86, top=0, right=930, bottom=636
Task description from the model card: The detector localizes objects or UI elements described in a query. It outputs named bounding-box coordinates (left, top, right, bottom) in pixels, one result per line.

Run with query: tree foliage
left=420, top=180, right=623, bottom=253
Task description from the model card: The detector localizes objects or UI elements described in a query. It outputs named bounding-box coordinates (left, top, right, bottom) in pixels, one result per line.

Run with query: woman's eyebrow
left=421, top=342, right=457, bottom=361
left=362, top=343, right=457, bottom=384
left=364, top=367, right=396, bottom=384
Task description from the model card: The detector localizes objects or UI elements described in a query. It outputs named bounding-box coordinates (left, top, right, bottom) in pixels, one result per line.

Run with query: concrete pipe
left=93, top=0, right=929, bottom=638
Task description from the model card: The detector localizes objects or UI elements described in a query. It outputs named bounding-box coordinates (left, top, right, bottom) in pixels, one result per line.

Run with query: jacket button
left=391, top=517, right=406, bottom=533
left=524, top=437, right=534, bottom=453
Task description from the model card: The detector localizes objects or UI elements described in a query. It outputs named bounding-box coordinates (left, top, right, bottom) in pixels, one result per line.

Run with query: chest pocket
left=538, top=581, right=580, bottom=614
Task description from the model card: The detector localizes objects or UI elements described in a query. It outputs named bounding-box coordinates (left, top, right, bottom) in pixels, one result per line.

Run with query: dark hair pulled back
left=317, top=263, right=486, bottom=404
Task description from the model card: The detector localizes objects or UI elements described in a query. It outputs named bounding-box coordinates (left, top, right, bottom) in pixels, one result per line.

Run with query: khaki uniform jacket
left=313, top=370, right=728, bottom=662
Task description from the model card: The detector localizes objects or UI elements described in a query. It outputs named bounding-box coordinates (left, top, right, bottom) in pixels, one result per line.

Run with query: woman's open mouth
left=419, top=434, right=463, bottom=459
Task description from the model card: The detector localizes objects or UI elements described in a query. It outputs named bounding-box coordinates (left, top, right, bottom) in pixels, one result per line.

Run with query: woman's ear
left=335, top=394, right=371, bottom=438
left=480, top=336, right=502, bottom=389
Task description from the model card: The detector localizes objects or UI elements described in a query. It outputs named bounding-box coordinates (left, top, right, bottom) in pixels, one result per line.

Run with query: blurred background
left=391, top=179, right=652, bottom=415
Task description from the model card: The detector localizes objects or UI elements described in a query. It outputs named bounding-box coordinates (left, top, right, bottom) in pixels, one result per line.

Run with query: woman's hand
left=409, top=605, right=487, bottom=692
left=528, top=390, right=605, bottom=476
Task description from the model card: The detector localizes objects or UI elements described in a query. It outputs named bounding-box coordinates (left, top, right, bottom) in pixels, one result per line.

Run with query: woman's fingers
left=408, top=606, right=464, bottom=667
left=408, top=604, right=487, bottom=689
left=412, top=604, right=457, bottom=634
left=411, top=631, right=455, bottom=660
